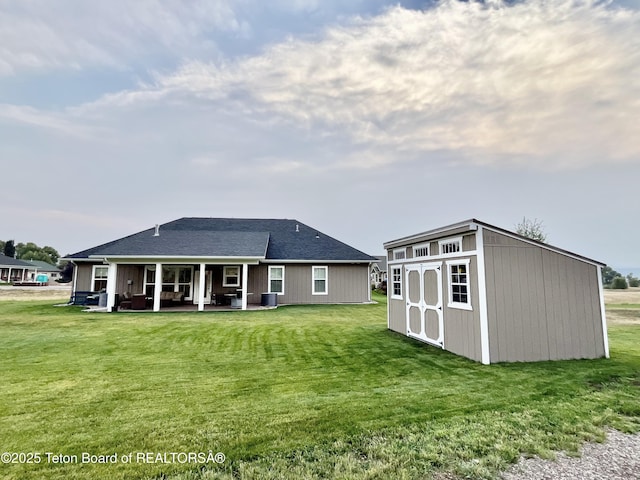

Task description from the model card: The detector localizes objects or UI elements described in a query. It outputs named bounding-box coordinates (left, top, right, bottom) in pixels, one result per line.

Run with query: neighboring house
left=370, top=256, right=387, bottom=286
left=0, top=254, right=33, bottom=283
left=384, top=219, right=608, bottom=364
left=24, top=260, right=62, bottom=281
left=64, top=218, right=376, bottom=312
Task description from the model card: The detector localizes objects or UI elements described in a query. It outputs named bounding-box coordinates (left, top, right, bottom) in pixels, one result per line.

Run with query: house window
left=393, top=248, right=406, bottom=260
left=173, top=267, right=192, bottom=297
left=144, top=266, right=193, bottom=298
left=92, top=265, right=108, bottom=291
left=391, top=267, right=402, bottom=298
left=312, top=266, right=328, bottom=295
left=413, top=244, right=429, bottom=258
left=144, top=268, right=155, bottom=297
left=269, top=266, right=285, bottom=295
left=439, top=237, right=462, bottom=255
left=447, top=260, right=471, bottom=310
left=223, top=266, right=240, bottom=287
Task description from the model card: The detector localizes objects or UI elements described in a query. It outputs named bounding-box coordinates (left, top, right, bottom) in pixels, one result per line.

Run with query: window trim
left=391, top=266, right=403, bottom=299
left=393, top=248, right=406, bottom=260
left=446, top=259, right=472, bottom=310
left=312, top=266, right=328, bottom=295
left=438, top=236, right=463, bottom=255
left=412, top=243, right=430, bottom=258
left=91, top=265, right=108, bottom=292
left=144, top=265, right=194, bottom=299
left=268, top=265, right=285, bottom=295
left=223, top=265, right=241, bottom=287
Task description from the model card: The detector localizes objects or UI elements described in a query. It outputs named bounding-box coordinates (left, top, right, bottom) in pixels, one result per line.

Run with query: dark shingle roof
left=67, top=218, right=375, bottom=262
left=0, top=254, right=33, bottom=268
left=25, top=260, right=61, bottom=272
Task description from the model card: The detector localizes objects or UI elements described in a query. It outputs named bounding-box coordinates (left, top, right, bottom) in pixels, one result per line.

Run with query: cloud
left=0, top=0, right=241, bottom=76
left=128, top=0, right=640, bottom=169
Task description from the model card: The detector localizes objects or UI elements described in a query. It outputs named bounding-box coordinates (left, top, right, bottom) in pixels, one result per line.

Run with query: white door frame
left=405, top=262, right=444, bottom=347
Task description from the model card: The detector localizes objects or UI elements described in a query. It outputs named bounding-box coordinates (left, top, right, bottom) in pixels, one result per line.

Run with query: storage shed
left=384, top=219, right=609, bottom=364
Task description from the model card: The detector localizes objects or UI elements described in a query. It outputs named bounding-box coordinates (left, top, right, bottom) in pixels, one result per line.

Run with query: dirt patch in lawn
left=603, top=287, right=640, bottom=305
left=0, top=285, right=72, bottom=302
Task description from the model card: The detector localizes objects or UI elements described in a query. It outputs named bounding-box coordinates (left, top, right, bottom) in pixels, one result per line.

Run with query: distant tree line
left=601, top=266, right=639, bottom=289
left=1, top=239, right=60, bottom=265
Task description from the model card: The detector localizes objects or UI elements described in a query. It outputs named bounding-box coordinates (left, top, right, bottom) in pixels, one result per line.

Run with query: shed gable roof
left=67, top=218, right=375, bottom=262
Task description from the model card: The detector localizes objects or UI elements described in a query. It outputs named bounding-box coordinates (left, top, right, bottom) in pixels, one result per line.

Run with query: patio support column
left=106, top=263, right=118, bottom=312
left=241, top=263, right=248, bottom=310
left=71, top=263, right=78, bottom=297
left=153, top=263, right=162, bottom=312
left=198, top=263, right=206, bottom=312
left=8, top=268, right=12, bottom=282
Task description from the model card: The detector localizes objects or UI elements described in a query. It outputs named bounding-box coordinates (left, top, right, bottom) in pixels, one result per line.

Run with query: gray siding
left=75, top=263, right=98, bottom=291
left=248, top=264, right=371, bottom=304
left=442, top=255, right=482, bottom=362
left=115, top=265, right=145, bottom=294
left=386, top=239, right=483, bottom=363
left=484, top=231, right=605, bottom=362
left=275, top=264, right=370, bottom=304
left=388, top=297, right=405, bottom=334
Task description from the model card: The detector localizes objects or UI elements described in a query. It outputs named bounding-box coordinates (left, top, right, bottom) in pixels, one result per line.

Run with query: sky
left=1, top=0, right=639, bottom=269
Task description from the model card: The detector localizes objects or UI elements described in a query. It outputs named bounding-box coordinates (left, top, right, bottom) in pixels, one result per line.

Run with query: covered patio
left=101, top=260, right=263, bottom=312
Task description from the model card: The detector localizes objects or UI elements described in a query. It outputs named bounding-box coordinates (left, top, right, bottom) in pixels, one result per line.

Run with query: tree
left=627, top=273, right=640, bottom=288
left=57, top=261, right=74, bottom=283
left=3, top=240, right=15, bottom=258
left=515, top=217, right=547, bottom=243
left=611, top=277, right=628, bottom=289
left=601, top=266, right=622, bottom=286
left=16, top=242, right=60, bottom=265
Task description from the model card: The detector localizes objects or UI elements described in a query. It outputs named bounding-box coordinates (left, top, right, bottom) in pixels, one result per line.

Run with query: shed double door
left=405, top=263, right=444, bottom=347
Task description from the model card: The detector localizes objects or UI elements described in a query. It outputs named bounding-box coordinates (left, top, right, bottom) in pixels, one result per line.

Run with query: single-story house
left=24, top=260, right=62, bottom=282
left=64, top=217, right=376, bottom=312
left=0, top=254, right=33, bottom=283
left=383, top=219, right=608, bottom=364
left=371, top=256, right=388, bottom=287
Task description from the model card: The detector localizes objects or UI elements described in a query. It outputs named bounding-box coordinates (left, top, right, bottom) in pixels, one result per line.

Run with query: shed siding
left=484, top=231, right=604, bottom=362
left=442, top=255, right=482, bottom=362
left=386, top=233, right=482, bottom=362
left=388, top=297, right=405, bottom=334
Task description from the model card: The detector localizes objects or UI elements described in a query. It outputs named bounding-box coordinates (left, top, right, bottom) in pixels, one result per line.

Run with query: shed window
left=391, top=267, right=402, bottom=299
left=446, top=260, right=471, bottom=310
left=269, top=266, right=285, bottom=295
left=413, top=244, right=429, bottom=258
left=92, top=265, right=108, bottom=291
left=312, top=266, right=328, bottom=295
left=393, top=248, right=406, bottom=260
left=439, top=237, right=462, bottom=255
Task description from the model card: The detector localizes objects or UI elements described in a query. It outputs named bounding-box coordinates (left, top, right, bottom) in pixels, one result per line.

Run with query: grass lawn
left=0, top=293, right=639, bottom=479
